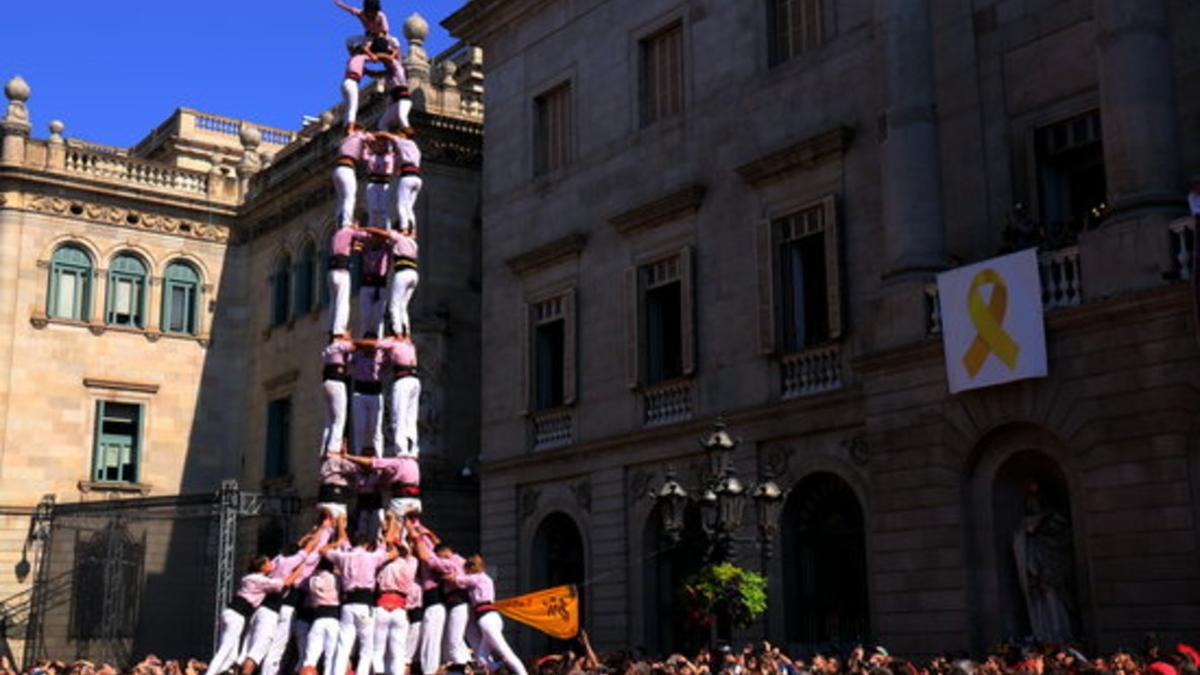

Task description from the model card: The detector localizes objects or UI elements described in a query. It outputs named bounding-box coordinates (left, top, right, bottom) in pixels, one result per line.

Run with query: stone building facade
left=446, top=0, right=1200, bottom=657
left=0, top=14, right=483, bottom=658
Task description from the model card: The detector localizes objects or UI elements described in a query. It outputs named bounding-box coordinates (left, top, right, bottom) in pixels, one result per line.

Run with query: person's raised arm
left=342, top=454, right=375, bottom=468
left=333, top=0, right=359, bottom=18
left=406, top=520, right=432, bottom=562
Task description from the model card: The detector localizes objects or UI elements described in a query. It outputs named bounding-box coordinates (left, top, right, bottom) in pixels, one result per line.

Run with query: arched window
left=294, top=243, right=317, bottom=316
left=161, top=261, right=201, bottom=335
left=271, top=256, right=291, bottom=326
left=48, top=244, right=93, bottom=321
left=106, top=253, right=148, bottom=328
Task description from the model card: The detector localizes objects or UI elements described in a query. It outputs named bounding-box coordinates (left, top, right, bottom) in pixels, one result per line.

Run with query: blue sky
left=0, top=1, right=466, bottom=147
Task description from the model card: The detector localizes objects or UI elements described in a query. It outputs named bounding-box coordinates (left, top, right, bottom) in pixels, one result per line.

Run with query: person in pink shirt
left=209, top=555, right=306, bottom=675
left=259, top=521, right=335, bottom=675
left=324, top=517, right=397, bottom=675
left=410, top=523, right=470, bottom=669
left=385, top=334, right=421, bottom=457
left=359, top=237, right=392, bottom=336
left=332, top=130, right=370, bottom=228
left=327, top=226, right=372, bottom=337
left=298, top=551, right=343, bottom=675
left=320, top=334, right=356, bottom=456
left=344, top=453, right=421, bottom=520
left=238, top=521, right=331, bottom=675
left=334, top=0, right=389, bottom=38
left=335, top=0, right=409, bottom=132
left=452, top=555, right=527, bottom=675
left=349, top=335, right=388, bottom=456
left=385, top=128, right=422, bottom=236
left=386, top=232, right=419, bottom=339
left=318, top=449, right=361, bottom=519
left=363, top=134, right=397, bottom=231
left=372, top=534, right=419, bottom=675
left=408, top=520, right=446, bottom=675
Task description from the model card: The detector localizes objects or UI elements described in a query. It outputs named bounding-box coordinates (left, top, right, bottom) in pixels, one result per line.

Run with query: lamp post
left=651, top=419, right=784, bottom=562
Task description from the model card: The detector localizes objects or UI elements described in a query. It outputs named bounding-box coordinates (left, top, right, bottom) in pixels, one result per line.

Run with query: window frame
left=264, top=397, right=292, bottom=480
left=161, top=261, right=201, bottom=335
left=767, top=0, right=827, bottom=67
left=756, top=195, right=841, bottom=355
left=105, top=253, right=149, bottom=328
left=91, top=400, right=143, bottom=485
left=271, top=256, right=292, bottom=327
left=527, top=290, right=577, bottom=412
left=625, top=245, right=695, bottom=389
left=638, top=20, right=686, bottom=127
left=533, top=81, right=573, bottom=177
left=48, top=244, right=94, bottom=321
left=294, top=244, right=317, bottom=316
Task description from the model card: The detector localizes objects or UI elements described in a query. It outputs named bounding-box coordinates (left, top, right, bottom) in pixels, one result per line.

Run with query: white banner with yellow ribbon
left=936, top=248, right=1048, bottom=394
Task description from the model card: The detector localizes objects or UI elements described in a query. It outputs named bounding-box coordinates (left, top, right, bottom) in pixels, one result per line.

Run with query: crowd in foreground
left=7, top=633, right=1200, bottom=675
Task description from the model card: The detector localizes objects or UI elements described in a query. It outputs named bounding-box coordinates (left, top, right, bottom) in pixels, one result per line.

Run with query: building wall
left=449, top=0, right=1200, bottom=657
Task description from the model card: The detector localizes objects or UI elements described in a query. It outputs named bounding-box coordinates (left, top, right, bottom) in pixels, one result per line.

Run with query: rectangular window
left=533, top=299, right=566, bottom=411
left=92, top=401, right=141, bottom=484
left=638, top=255, right=692, bottom=385
left=1035, top=110, right=1106, bottom=245
left=55, top=269, right=87, bottom=320
left=108, top=275, right=144, bottom=327
left=535, top=83, right=572, bottom=176
left=265, top=398, right=291, bottom=480
left=768, top=0, right=825, bottom=66
left=777, top=206, right=831, bottom=351
left=640, top=22, right=685, bottom=126
left=165, top=282, right=195, bottom=334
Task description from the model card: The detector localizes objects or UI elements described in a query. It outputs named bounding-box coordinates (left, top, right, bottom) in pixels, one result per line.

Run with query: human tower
left=207, top=4, right=527, bottom=675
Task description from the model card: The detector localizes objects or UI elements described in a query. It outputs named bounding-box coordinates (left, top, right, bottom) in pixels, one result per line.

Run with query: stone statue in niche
left=1012, top=481, right=1075, bottom=643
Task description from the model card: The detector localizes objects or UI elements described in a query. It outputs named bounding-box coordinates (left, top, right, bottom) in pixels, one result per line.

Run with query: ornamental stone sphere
left=239, top=125, right=262, bottom=149
left=5, top=76, right=30, bottom=102
left=49, top=120, right=64, bottom=135
left=403, top=13, right=429, bottom=42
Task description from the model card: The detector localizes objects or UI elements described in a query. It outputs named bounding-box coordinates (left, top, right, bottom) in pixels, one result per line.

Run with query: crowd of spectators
left=5, top=633, right=1200, bottom=675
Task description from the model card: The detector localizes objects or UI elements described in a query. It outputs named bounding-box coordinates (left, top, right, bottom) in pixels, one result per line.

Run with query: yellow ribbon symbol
left=962, top=268, right=1019, bottom=377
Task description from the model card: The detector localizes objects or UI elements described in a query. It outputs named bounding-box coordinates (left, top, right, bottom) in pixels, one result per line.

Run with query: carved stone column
left=1, top=76, right=32, bottom=166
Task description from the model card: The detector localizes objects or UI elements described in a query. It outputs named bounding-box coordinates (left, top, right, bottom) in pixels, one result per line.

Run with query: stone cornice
left=506, top=233, right=588, bottom=276
left=9, top=189, right=232, bottom=244
left=734, top=127, right=854, bottom=186
left=83, top=378, right=160, bottom=394
left=263, top=369, right=300, bottom=391
left=443, top=0, right=554, bottom=45
left=0, top=164, right=239, bottom=219
left=608, top=184, right=706, bottom=236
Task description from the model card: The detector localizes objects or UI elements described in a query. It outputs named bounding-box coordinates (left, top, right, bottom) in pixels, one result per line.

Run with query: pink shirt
left=338, top=130, right=369, bottom=160
left=331, top=228, right=370, bottom=257
left=389, top=232, right=418, bottom=261
left=322, top=340, right=354, bottom=366
left=386, top=339, right=417, bottom=369
left=363, top=144, right=396, bottom=177
left=395, top=138, right=421, bottom=168
left=372, top=456, right=420, bottom=486
left=351, top=8, right=390, bottom=35
left=349, top=346, right=388, bottom=383
left=305, top=570, right=341, bottom=608
left=294, top=528, right=335, bottom=585
left=405, top=576, right=423, bottom=608
left=270, top=549, right=312, bottom=582
left=325, top=546, right=390, bottom=591
left=320, top=454, right=360, bottom=487
left=236, top=573, right=285, bottom=607
left=377, top=555, right=418, bottom=594
left=425, top=553, right=465, bottom=593
left=355, top=468, right=380, bottom=494
left=455, top=572, right=495, bottom=606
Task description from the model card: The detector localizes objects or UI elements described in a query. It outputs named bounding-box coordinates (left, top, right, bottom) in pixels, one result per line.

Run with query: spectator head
left=248, top=554, right=273, bottom=574
left=465, top=553, right=486, bottom=574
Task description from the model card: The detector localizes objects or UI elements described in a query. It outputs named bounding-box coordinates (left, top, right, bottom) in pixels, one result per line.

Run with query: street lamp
left=651, top=418, right=785, bottom=560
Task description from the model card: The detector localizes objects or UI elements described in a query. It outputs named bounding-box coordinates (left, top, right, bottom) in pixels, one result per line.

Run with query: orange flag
left=493, top=584, right=580, bottom=639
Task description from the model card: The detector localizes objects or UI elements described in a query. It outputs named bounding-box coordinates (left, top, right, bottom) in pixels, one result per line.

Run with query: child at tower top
left=334, top=0, right=390, bottom=39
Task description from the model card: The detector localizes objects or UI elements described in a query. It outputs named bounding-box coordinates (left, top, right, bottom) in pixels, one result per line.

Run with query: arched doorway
left=781, top=473, right=869, bottom=652
left=991, top=450, right=1078, bottom=642
left=643, top=504, right=708, bottom=655
left=531, top=513, right=586, bottom=655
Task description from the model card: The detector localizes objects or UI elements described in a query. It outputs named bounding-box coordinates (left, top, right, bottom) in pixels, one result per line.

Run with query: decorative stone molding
left=23, top=194, right=230, bottom=243
left=83, top=378, right=161, bottom=394
left=842, top=433, right=869, bottom=466
left=263, top=370, right=300, bottom=391
left=630, top=470, right=654, bottom=500
left=761, top=445, right=791, bottom=479
left=506, top=233, right=587, bottom=276
left=78, top=480, right=153, bottom=497
left=570, top=480, right=592, bottom=513
left=518, top=486, right=542, bottom=522
left=609, top=184, right=706, bottom=236
left=734, top=127, right=853, bottom=187
left=29, top=310, right=49, bottom=329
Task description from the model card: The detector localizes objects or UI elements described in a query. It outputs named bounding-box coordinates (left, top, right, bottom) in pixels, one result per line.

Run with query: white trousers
left=378, top=100, right=413, bottom=133
left=404, top=615, right=421, bottom=665
left=342, top=79, right=360, bottom=128
left=260, top=605, right=295, bottom=675
left=302, top=615, right=340, bottom=673
left=328, top=269, right=352, bottom=336
left=333, top=166, right=357, bottom=227
left=359, top=285, right=387, bottom=337
left=322, top=379, right=349, bottom=454
left=239, top=605, right=279, bottom=666
left=387, top=269, right=420, bottom=339
left=352, top=390, right=383, bottom=455
left=395, top=176, right=422, bottom=235
left=372, top=607, right=410, bottom=675
left=387, top=376, right=421, bottom=457
left=477, top=612, right=527, bottom=675
left=210, top=609, right=247, bottom=675
left=367, top=182, right=391, bottom=230
left=444, top=602, right=471, bottom=665
left=334, top=603, right=376, bottom=675
left=418, top=603, right=446, bottom=675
